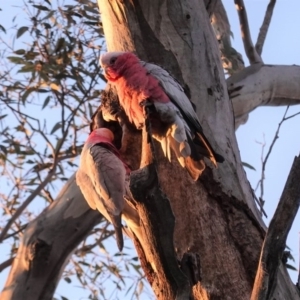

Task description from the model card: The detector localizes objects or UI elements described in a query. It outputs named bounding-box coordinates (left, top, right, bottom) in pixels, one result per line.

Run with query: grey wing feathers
left=143, top=61, right=224, bottom=164
left=76, top=169, right=97, bottom=210
left=89, top=145, right=126, bottom=215
left=89, top=145, right=126, bottom=251
left=142, top=61, right=202, bottom=131
left=77, top=144, right=126, bottom=251
left=77, top=166, right=124, bottom=251
left=63, top=173, right=91, bottom=219
left=76, top=168, right=109, bottom=218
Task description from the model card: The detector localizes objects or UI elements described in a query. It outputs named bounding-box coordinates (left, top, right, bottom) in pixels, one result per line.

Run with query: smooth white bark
left=228, top=64, right=300, bottom=128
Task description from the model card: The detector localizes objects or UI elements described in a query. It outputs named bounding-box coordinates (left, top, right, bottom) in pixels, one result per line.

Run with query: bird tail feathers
left=185, top=157, right=206, bottom=181
left=161, top=137, right=171, bottom=162
left=110, top=213, right=124, bottom=251
left=196, top=132, right=217, bottom=167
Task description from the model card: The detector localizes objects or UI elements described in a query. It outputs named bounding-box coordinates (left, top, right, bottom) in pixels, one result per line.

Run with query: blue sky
left=0, top=0, right=299, bottom=299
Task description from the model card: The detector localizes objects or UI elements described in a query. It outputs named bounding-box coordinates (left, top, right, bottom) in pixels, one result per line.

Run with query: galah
left=76, top=128, right=130, bottom=251
left=100, top=52, right=224, bottom=180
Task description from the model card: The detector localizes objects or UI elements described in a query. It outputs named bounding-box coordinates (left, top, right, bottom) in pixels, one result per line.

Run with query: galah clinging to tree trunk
left=100, top=52, right=224, bottom=180
left=76, top=128, right=130, bottom=251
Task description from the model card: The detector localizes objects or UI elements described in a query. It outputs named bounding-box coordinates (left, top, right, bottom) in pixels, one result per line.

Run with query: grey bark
left=1, top=0, right=300, bottom=299
left=212, top=1, right=299, bottom=128
left=97, top=0, right=299, bottom=299
left=228, top=64, right=300, bottom=128
left=251, top=155, right=300, bottom=300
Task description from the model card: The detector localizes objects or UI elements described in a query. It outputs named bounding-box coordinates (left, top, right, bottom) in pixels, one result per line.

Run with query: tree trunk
left=97, top=0, right=299, bottom=299
left=2, top=0, right=300, bottom=299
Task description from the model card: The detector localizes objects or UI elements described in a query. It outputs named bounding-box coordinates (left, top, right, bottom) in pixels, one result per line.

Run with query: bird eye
left=110, top=57, right=117, bottom=65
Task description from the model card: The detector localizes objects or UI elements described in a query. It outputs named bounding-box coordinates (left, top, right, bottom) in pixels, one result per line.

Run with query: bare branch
left=251, top=155, right=300, bottom=300
left=258, top=107, right=289, bottom=202
left=2, top=224, right=27, bottom=241
left=234, top=0, right=263, bottom=64
left=227, top=65, right=300, bottom=129
left=255, top=107, right=300, bottom=214
left=0, top=257, right=14, bottom=273
left=255, top=0, right=277, bottom=56
left=253, top=192, right=268, bottom=218
left=283, top=111, right=300, bottom=122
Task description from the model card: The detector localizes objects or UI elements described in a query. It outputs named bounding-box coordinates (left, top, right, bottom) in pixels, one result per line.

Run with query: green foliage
left=0, top=1, right=150, bottom=299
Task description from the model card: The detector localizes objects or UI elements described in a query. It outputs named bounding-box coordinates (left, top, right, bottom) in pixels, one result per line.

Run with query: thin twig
left=234, top=0, right=263, bottom=64
left=254, top=134, right=266, bottom=195
left=75, top=224, right=115, bottom=256
left=255, top=0, right=277, bottom=56
left=258, top=107, right=288, bottom=206
left=283, top=111, right=300, bottom=122
left=0, top=169, right=56, bottom=243
left=0, top=257, right=14, bottom=273
left=2, top=223, right=27, bottom=240
left=255, top=108, right=300, bottom=216
left=252, top=189, right=268, bottom=218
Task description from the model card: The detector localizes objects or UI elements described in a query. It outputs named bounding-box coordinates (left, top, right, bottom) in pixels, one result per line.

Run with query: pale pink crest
left=99, top=52, right=125, bottom=68
left=87, top=128, right=114, bottom=145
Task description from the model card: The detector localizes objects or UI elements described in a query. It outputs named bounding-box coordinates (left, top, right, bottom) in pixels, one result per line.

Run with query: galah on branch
left=76, top=128, right=130, bottom=251
left=100, top=52, right=224, bottom=180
